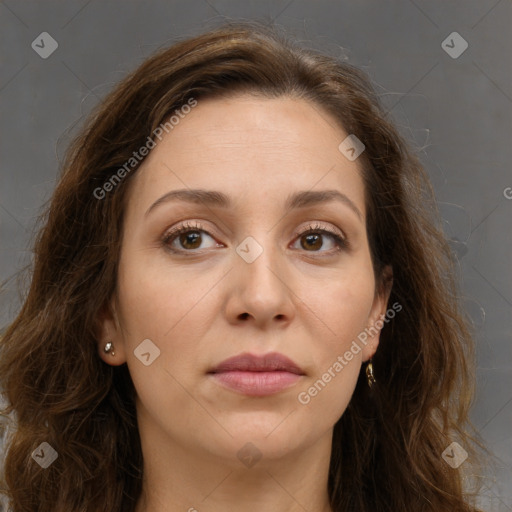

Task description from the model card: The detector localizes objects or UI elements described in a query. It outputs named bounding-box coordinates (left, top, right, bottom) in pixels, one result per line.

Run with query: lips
left=210, top=352, right=304, bottom=375
left=208, top=352, right=305, bottom=397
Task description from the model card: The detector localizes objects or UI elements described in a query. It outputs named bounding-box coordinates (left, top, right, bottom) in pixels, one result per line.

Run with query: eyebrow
left=145, top=188, right=363, bottom=221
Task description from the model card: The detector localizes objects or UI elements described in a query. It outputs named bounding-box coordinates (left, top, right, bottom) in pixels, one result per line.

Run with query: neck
left=134, top=414, right=334, bottom=512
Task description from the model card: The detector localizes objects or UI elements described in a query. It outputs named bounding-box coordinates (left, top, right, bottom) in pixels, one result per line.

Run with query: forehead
left=127, top=94, right=366, bottom=217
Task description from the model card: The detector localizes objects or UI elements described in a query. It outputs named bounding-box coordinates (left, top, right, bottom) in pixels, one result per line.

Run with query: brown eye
left=301, top=233, right=323, bottom=251
left=178, top=231, right=202, bottom=250
left=292, top=224, right=347, bottom=254
left=162, top=222, right=220, bottom=253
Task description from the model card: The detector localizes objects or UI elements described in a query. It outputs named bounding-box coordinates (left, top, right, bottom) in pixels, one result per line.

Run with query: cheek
left=293, top=274, right=375, bottom=427
left=299, top=261, right=376, bottom=345
left=115, top=255, right=220, bottom=436
left=116, top=248, right=216, bottom=341
left=294, top=260, right=375, bottom=390
left=115, top=251, right=225, bottom=391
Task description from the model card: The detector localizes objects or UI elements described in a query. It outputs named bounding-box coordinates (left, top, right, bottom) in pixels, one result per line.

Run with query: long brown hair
left=0, top=20, right=485, bottom=512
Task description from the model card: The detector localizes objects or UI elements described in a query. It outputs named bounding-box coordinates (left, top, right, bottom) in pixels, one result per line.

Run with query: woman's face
left=100, top=94, right=391, bottom=466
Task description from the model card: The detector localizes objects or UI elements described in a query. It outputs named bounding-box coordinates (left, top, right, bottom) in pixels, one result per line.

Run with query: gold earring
left=104, top=341, right=115, bottom=357
left=366, top=360, right=376, bottom=388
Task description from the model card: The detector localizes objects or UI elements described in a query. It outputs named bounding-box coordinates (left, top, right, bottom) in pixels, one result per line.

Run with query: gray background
left=0, top=1, right=511, bottom=510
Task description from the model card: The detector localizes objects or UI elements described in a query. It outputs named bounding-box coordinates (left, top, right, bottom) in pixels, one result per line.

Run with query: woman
left=0, top=21, right=484, bottom=512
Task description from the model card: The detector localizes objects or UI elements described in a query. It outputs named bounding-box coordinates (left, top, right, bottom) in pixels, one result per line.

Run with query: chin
left=203, top=416, right=313, bottom=459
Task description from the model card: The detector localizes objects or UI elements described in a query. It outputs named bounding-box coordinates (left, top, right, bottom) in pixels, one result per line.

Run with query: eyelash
left=161, top=221, right=348, bottom=255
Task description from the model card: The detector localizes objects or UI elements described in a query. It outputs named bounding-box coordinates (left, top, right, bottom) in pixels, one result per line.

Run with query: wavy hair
left=0, top=20, right=484, bottom=512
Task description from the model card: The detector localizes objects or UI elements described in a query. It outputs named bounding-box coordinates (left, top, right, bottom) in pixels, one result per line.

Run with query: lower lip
left=210, top=371, right=302, bottom=396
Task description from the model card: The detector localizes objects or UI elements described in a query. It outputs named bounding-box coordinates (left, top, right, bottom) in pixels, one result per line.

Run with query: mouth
left=208, top=352, right=305, bottom=397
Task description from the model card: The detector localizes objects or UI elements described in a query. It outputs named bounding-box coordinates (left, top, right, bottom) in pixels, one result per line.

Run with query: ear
left=96, top=296, right=127, bottom=366
left=362, top=265, right=393, bottom=362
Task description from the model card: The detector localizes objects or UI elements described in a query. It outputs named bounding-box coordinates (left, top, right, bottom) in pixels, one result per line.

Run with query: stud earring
left=366, top=360, right=376, bottom=388
left=104, top=341, right=115, bottom=356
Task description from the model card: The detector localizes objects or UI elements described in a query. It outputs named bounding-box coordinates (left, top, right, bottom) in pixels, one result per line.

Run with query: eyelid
left=162, top=220, right=220, bottom=245
left=292, top=222, right=346, bottom=242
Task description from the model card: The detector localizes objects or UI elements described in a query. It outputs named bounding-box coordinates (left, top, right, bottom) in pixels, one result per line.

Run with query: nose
left=223, top=236, right=296, bottom=329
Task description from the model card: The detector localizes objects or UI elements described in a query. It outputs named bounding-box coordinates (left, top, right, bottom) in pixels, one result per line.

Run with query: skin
left=98, top=94, right=392, bottom=512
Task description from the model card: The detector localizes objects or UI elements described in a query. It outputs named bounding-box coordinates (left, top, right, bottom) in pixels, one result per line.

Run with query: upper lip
left=209, top=352, right=305, bottom=375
